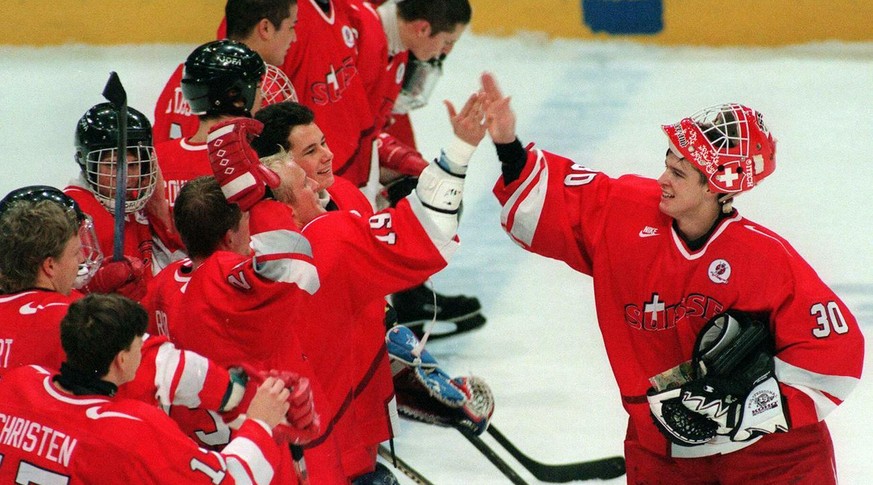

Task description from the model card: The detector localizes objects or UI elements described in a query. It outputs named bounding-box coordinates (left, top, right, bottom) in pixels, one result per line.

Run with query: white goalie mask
left=261, top=63, right=298, bottom=107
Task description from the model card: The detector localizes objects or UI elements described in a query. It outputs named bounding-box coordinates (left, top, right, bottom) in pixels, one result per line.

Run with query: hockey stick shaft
left=290, top=445, right=309, bottom=485
left=102, top=71, right=128, bottom=261
left=486, top=425, right=626, bottom=482
left=456, top=427, right=529, bottom=484
left=377, top=444, right=435, bottom=485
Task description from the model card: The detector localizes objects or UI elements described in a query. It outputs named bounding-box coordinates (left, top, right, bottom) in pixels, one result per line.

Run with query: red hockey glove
left=207, top=118, right=280, bottom=211
left=262, top=370, right=321, bottom=445
left=377, top=132, right=428, bottom=177
left=84, top=257, right=146, bottom=301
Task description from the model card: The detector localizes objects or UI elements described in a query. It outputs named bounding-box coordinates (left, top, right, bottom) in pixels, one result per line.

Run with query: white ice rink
left=1, top=34, right=872, bottom=483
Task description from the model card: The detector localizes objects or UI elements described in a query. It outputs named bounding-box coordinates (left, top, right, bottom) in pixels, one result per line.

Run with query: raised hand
left=444, top=91, right=488, bottom=147
left=480, top=72, right=516, bottom=144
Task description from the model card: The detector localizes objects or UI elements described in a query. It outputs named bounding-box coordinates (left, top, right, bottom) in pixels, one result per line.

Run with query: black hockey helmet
left=0, top=185, right=84, bottom=222
left=181, top=39, right=266, bottom=117
left=74, top=102, right=157, bottom=214
left=0, top=185, right=104, bottom=288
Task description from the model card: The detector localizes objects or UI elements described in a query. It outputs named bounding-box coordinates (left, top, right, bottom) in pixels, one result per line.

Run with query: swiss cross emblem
left=716, top=163, right=740, bottom=188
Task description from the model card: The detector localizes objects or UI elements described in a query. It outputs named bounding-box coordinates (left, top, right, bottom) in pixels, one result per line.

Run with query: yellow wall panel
left=1, top=0, right=872, bottom=46
left=469, top=0, right=873, bottom=46
left=1, top=1, right=223, bottom=45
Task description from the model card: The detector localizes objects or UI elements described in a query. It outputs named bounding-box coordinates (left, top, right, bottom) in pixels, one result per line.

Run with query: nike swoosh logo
left=19, top=302, right=69, bottom=315
left=638, top=231, right=660, bottom=238
left=86, top=406, right=141, bottom=422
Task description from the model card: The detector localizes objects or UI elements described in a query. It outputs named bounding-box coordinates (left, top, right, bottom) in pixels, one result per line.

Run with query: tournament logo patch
left=341, top=25, right=356, bottom=48
left=707, top=259, right=731, bottom=284
left=747, top=389, right=779, bottom=416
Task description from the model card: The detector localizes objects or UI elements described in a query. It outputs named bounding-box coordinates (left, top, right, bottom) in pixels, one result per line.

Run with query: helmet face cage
left=74, top=215, right=104, bottom=289
left=261, top=63, right=297, bottom=107
left=663, top=103, right=776, bottom=194
left=82, top=145, right=158, bottom=214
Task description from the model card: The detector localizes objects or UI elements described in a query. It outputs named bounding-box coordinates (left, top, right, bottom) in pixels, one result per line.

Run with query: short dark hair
left=173, top=176, right=243, bottom=260
left=226, top=0, right=297, bottom=40
left=60, top=294, right=147, bottom=377
left=397, top=0, right=472, bottom=35
left=252, top=101, right=315, bottom=157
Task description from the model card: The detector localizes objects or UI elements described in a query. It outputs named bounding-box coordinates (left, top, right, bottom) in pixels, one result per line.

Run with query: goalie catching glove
left=386, top=325, right=494, bottom=435
left=647, top=311, right=789, bottom=446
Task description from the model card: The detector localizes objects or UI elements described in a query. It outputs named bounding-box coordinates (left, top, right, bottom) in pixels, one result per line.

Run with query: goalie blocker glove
left=386, top=325, right=494, bottom=435
left=414, top=136, right=476, bottom=215
left=647, top=311, right=789, bottom=446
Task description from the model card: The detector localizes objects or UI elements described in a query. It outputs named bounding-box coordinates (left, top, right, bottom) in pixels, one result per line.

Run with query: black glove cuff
left=495, top=138, right=526, bottom=184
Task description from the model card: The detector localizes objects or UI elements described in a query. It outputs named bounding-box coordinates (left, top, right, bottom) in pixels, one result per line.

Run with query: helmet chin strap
left=718, top=193, right=735, bottom=213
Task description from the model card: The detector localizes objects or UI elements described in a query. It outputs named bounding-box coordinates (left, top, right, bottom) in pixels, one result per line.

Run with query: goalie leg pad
left=386, top=326, right=495, bottom=435
left=386, top=325, right=439, bottom=368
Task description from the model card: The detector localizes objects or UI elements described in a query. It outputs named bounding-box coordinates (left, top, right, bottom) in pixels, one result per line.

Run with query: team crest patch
left=708, top=259, right=731, bottom=284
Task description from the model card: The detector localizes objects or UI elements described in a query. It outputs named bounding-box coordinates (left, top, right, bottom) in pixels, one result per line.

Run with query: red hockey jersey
left=493, top=147, right=864, bottom=458
left=154, top=137, right=211, bottom=209
left=167, top=199, right=344, bottom=482
left=282, top=0, right=374, bottom=186
left=64, top=185, right=155, bottom=284
left=141, top=258, right=193, bottom=339
left=351, top=0, right=408, bottom=134
left=0, top=365, right=285, bottom=484
left=153, top=63, right=199, bottom=144
left=0, top=289, right=82, bottom=377
left=0, top=287, right=237, bottom=414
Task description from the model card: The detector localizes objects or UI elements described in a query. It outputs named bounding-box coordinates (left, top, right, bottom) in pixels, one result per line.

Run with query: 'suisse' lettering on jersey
left=309, top=56, right=358, bottom=105
left=625, top=293, right=725, bottom=331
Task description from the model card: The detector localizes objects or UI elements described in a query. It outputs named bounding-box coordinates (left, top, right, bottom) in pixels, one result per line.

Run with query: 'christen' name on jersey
left=0, top=412, right=77, bottom=466
left=624, top=293, right=725, bottom=331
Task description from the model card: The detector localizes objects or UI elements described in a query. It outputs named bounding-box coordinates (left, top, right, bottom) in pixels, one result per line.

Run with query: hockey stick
left=101, top=72, right=128, bottom=261
left=377, top=444, right=435, bottom=485
left=487, top=425, right=626, bottom=482
left=289, top=445, right=309, bottom=485
left=456, top=427, right=529, bottom=484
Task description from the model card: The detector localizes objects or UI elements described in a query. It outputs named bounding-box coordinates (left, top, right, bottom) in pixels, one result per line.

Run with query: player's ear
left=257, top=18, right=274, bottom=39
left=413, top=20, right=432, bottom=37
left=41, top=256, right=57, bottom=280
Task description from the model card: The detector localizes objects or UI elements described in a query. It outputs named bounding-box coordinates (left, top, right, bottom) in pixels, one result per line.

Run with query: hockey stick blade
left=101, top=72, right=128, bottom=261
left=377, top=444, right=435, bottom=485
left=456, top=427, right=529, bottom=484
left=102, top=71, right=127, bottom=107
left=487, top=425, right=626, bottom=482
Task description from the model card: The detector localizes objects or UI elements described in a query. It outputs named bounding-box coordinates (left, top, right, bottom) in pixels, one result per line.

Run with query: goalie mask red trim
left=662, top=103, right=776, bottom=194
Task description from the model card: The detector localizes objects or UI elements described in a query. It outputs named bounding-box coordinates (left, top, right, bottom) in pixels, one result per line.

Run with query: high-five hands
left=479, top=72, right=516, bottom=144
